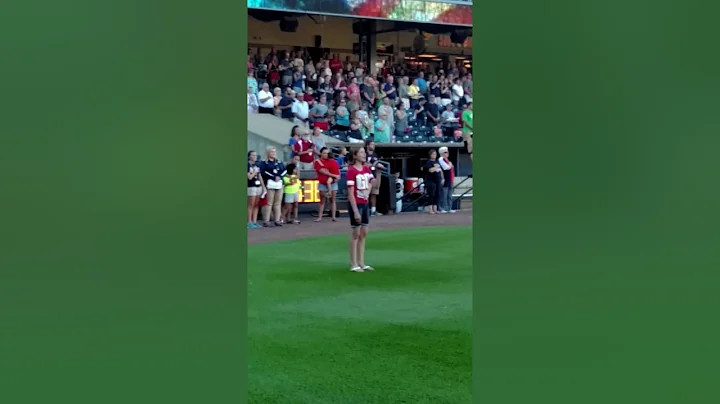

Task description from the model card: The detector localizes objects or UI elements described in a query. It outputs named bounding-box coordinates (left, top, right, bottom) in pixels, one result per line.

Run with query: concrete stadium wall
left=248, top=113, right=338, bottom=161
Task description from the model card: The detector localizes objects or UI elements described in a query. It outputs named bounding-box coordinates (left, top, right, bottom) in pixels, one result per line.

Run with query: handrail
left=399, top=177, right=472, bottom=212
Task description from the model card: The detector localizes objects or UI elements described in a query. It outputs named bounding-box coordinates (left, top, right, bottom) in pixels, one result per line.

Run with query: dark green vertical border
left=473, top=1, right=720, bottom=403
left=1, top=1, right=248, bottom=403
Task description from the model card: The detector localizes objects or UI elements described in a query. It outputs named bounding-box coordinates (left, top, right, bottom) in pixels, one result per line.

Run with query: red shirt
left=346, top=165, right=374, bottom=205
left=293, top=139, right=314, bottom=163
left=329, top=59, right=342, bottom=73
left=313, top=158, right=340, bottom=184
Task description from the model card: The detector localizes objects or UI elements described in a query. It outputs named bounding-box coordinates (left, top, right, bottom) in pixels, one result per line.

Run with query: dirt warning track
left=248, top=210, right=472, bottom=245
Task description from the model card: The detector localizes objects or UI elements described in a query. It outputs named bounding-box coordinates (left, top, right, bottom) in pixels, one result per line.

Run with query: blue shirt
left=259, top=159, right=287, bottom=183
left=417, top=78, right=428, bottom=93
left=383, top=83, right=396, bottom=99
left=288, top=137, right=297, bottom=157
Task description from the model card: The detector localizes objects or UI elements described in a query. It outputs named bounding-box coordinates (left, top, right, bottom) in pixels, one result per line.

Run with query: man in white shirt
left=257, top=83, right=275, bottom=114
left=292, top=91, right=310, bottom=127
left=451, top=78, right=464, bottom=104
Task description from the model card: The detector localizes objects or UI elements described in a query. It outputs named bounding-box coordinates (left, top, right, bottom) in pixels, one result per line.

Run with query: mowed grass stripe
left=249, top=227, right=472, bottom=404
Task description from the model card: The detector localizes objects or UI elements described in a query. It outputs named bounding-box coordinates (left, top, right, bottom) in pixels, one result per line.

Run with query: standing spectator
left=408, top=78, right=421, bottom=109
left=267, top=56, right=280, bottom=87
left=383, top=75, right=397, bottom=102
left=437, top=146, right=456, bottom=213
left=374, top=111, right=391, bottom=144
left=329, top=53, right=342, bottom=73
left=334, top=99, right=351, bottom=130
left=365, top=139, right=385, bottom=216
left=278, top=89, right=295, bottom=121
left=293, top=130, right=315, bottom=171
left=336, top=146, right=349, bottom=168
left=461, top=101, right=473, bottom=160
left=292, top=66, right=305, bottom=94
left=317, top=76, right=332, bottom=100
left=414, top=96, right=428, bottom=125
left=247, top=150, right=265, bottom=229
left=257, top=83, right=274, bottom=114
left=311, top=126, right=325, bottom=159
left=416, top=71, right=428, bottom=94
left=310, top=95, right=330, bottom=131
left=451, top=77, right=464, bottom=105
left=423, top=149, right=443, bottom=214
left=426, top=94, right=440, bottom=126
left=279, top=51, right=293, bottom=89
left=292, top=91, right=310, bottom=127
left=260, top=147, right=286, bottom=227
left=377, top=97, right=395, bottom=134
left=272, top=87, right=283, bottom=116
left=394, top=107, right=408, bottom=139
left=282, top=163, right=301, bottom=224
left=248, top=70, right=258, bottom=95
left=347, top=76, right=360, bottom=99
left=331, top=71, right=347, bottom=99
left=398, top=77, right=410, bottom=109
left=313, top=147, right=341, bottom=222
left=440, top=78, right=452, bottom=106
left=462, top=73, right=473, bottom=102
left=361, top=77, right=375, bottom=110
left=430, top=75, right=441, bottom=101
left=288, top=125, right=301, bottom=158
left=247, top=86, right=259, bottom=115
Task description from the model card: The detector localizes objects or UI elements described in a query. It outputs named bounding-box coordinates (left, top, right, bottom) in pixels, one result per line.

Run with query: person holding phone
left=346, top=147, right=375, bottom=272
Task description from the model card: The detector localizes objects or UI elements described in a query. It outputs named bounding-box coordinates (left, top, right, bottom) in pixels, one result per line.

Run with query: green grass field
left=248, top=226, right=472, bottom=404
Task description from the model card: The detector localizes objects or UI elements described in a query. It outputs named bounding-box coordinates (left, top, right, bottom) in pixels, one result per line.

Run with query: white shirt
left=451, top=84, right=464, bottom=102
left=247, top=94, right=258, bottom=114
left=257, top=90, right=274, bottom=108
left=292, top=101, right=309, bottom=121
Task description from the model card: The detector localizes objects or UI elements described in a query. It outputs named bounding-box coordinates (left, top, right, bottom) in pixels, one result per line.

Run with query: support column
left=358, top=20, right=377, bottom=74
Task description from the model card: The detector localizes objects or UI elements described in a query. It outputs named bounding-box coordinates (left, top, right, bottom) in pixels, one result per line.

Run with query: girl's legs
left=349, top=227, right=361, bottom=270
left=358, top=226, right=373, bottom=270
left=292, top=202, right=299, bottom=222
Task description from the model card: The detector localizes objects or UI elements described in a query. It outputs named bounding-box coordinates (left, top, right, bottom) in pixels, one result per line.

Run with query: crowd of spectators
left=247, top=48, right=473, bottom=144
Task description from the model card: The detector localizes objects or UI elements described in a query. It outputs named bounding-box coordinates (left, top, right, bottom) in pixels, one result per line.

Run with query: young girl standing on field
left=282, top=163, right=301, bottom=224
left=346, top=147, right=375, bottom=272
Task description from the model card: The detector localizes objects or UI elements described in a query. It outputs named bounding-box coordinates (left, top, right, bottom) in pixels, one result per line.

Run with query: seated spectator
left=336, top=146, right=349, bottom=168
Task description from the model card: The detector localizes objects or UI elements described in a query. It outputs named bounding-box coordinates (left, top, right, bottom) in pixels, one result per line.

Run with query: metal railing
left=399, top=176, right=472, bottom=212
